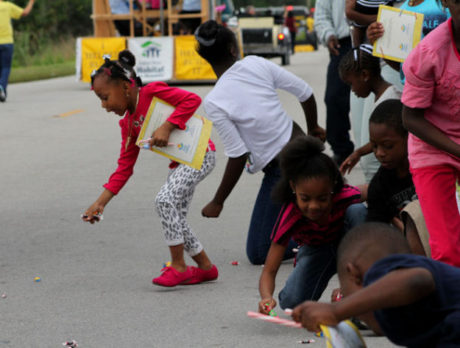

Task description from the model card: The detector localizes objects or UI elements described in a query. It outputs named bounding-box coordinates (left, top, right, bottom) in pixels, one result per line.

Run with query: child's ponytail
left=272, top=136, right=344, bottom=204
left=195, top=20, right=238, bottom=66
left=338, top=44, right=380, bottom=79
left=91, top=49, right=143, bottom=88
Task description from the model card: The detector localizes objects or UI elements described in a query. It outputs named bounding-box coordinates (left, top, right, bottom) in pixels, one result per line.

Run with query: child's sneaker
left=185, top=265, right=218, bottom=285
left=152, top=266, right=193, bottom=287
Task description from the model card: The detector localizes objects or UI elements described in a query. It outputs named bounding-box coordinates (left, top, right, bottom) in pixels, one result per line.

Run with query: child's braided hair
left=272, top=135, right=344, bottom=204
left=338, top=44, right=381, bottom=80
left=91, top=50, right=142, bottom=88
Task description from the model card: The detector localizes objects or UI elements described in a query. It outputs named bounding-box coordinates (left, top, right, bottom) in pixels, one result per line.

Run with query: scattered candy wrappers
left=163, top=261, right=172, bottom=268
left=1, top=293, right=6, bottom=299
left=34, top=277, right=41, bottom=282
left=231, top=261, right=239, bottom=266
left=63, top=340, right=78, bottom=348
left=298, top=339, right=315, bottom=344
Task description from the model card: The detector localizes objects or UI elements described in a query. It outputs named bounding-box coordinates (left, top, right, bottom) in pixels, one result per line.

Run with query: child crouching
left=292, top=222, right=460, bottom=347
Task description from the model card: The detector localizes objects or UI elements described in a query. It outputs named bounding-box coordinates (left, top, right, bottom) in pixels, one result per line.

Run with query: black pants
left=325, top=37, right=353, bottom=163
left=290, top=31, right=296, bottom=53
left=114, top=20, right=143, bottom=36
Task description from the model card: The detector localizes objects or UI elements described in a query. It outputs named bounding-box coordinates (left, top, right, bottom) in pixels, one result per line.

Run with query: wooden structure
left=92, top=0, right=211, bottom=37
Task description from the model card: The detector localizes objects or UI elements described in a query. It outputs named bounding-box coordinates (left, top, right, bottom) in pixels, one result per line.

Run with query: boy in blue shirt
left=292, top=222, right=460, bottom=347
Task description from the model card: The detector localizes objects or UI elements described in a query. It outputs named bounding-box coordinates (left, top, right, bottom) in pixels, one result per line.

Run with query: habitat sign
left=128, top=37, right=173, bottom=82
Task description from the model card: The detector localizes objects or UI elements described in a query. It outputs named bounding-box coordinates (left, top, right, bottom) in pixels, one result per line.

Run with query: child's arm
left=258, top=242, right=287, bottom=314
left=146, top=83, right=202, bottom=147
left=82, top=123, right=141, bottom=223
left=345, top=0, right=378, bottom=26
left=83, top=189, right=114, bottom=224
left=201, top=154, right=247, bottom=217
left=403, top=106, right=460, bottom=159
left=22, top=0, right=35, bottom=17
left=292, top=267, right=435, bottom=332
left=301, top=95, right=326, bottom=142
left=391, top=216, right=404, bottom=231
left=340, top=142, right=373, bottom=175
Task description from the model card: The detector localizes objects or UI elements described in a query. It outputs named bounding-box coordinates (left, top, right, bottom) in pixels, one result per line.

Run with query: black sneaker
left=0, top=86, right=6, bottom=102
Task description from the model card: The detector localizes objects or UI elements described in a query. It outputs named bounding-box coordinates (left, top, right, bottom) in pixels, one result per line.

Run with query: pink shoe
left=152, top=266, right=193, bottom=287
left=185, top=265, right=219, bottom=285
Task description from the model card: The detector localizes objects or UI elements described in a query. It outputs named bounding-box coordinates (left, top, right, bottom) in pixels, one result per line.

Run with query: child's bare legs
left=169, top=244, right=187, bottom=272
left=191, top=250, right=213, bottom=270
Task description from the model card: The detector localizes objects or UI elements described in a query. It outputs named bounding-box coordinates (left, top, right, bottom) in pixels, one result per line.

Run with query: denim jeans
left=0, top=44, right=14, bottom=94
left=246, top=164, right=297, bottom=265
left=278, top=203, right=367, bottom=309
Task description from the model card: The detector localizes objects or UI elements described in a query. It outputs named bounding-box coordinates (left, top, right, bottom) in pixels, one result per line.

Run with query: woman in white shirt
left=196, top=20, right=326, bottom=264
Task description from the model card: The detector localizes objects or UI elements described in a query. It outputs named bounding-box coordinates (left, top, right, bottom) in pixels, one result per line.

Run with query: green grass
left=9, top=36, right=76, bottom=83
left=9, top=60, right=75, bottom=83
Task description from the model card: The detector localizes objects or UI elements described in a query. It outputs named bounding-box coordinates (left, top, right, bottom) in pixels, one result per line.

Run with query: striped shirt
left=271, top=185, right=361, bottom=246
left=355, top=0, right=393, bottom=14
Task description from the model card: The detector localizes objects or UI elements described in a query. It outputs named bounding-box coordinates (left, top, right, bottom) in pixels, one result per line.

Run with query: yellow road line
left=54, top=109, right=85, bottom=118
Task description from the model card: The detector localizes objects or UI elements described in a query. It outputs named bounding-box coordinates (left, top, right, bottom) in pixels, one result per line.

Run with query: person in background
left=0, top=0, right=35, bottom=102
left=338, top=44, right=401, bottom=183
left=285, top=11, right=297, bottom=54
left=314, top=0, right=354, bottom=166
left=109, top=0, right=143, bottom=37
left=179, top=0, right=202, bottom=34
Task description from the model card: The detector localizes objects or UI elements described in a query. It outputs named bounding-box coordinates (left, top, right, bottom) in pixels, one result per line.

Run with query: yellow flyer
left=373, top=5, right=424, bottom=63
left=321, top=320, right=367, bottom=348
left=136, top=97, right=213, bottom=170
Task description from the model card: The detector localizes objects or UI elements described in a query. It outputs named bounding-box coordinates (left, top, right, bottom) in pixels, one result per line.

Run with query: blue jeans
left=278, top=203, right=367, bottom=309
left=246, top=164, right=297, bottom=265
left=0, top=44, right=14, bottom=93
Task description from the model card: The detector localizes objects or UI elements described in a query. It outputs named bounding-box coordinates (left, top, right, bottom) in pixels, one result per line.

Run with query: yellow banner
left=80, top=38, right=126, bottom=82
left=174, top=36, right=216, bottom=80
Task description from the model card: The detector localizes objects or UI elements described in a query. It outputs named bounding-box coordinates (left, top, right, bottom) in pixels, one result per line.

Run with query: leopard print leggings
left=155, top=151, right=216, bottom=256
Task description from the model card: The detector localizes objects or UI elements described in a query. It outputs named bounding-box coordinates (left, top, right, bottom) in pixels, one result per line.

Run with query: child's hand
left=201, top=200, right=223, bottom=218
left=292, top=301, right=339, bottom=332
left=150, top=122, right=175, bottom=148
left=339, top=151, right=361, bottom=175
left=82, top=202, right=105, bottom=224
left=331, top=288, right=343, bottom=302
left=258, top=298, right=277, bottom=315
left=366, top=22, right=384, bottom=45
left=308, top=126, right=326, bottom=143
left=326, top=35, right=340, bottom=56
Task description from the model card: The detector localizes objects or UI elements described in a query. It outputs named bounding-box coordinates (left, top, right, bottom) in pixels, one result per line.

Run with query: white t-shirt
left=204, top=56, right=313, bottom=173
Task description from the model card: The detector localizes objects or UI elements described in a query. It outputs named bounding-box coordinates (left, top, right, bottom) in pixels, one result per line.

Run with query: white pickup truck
left=239, top=16, right=291, bottom=66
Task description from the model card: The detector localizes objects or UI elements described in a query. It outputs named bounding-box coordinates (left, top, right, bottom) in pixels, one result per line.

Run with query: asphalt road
left=0, top=48, right=398, bottom=347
